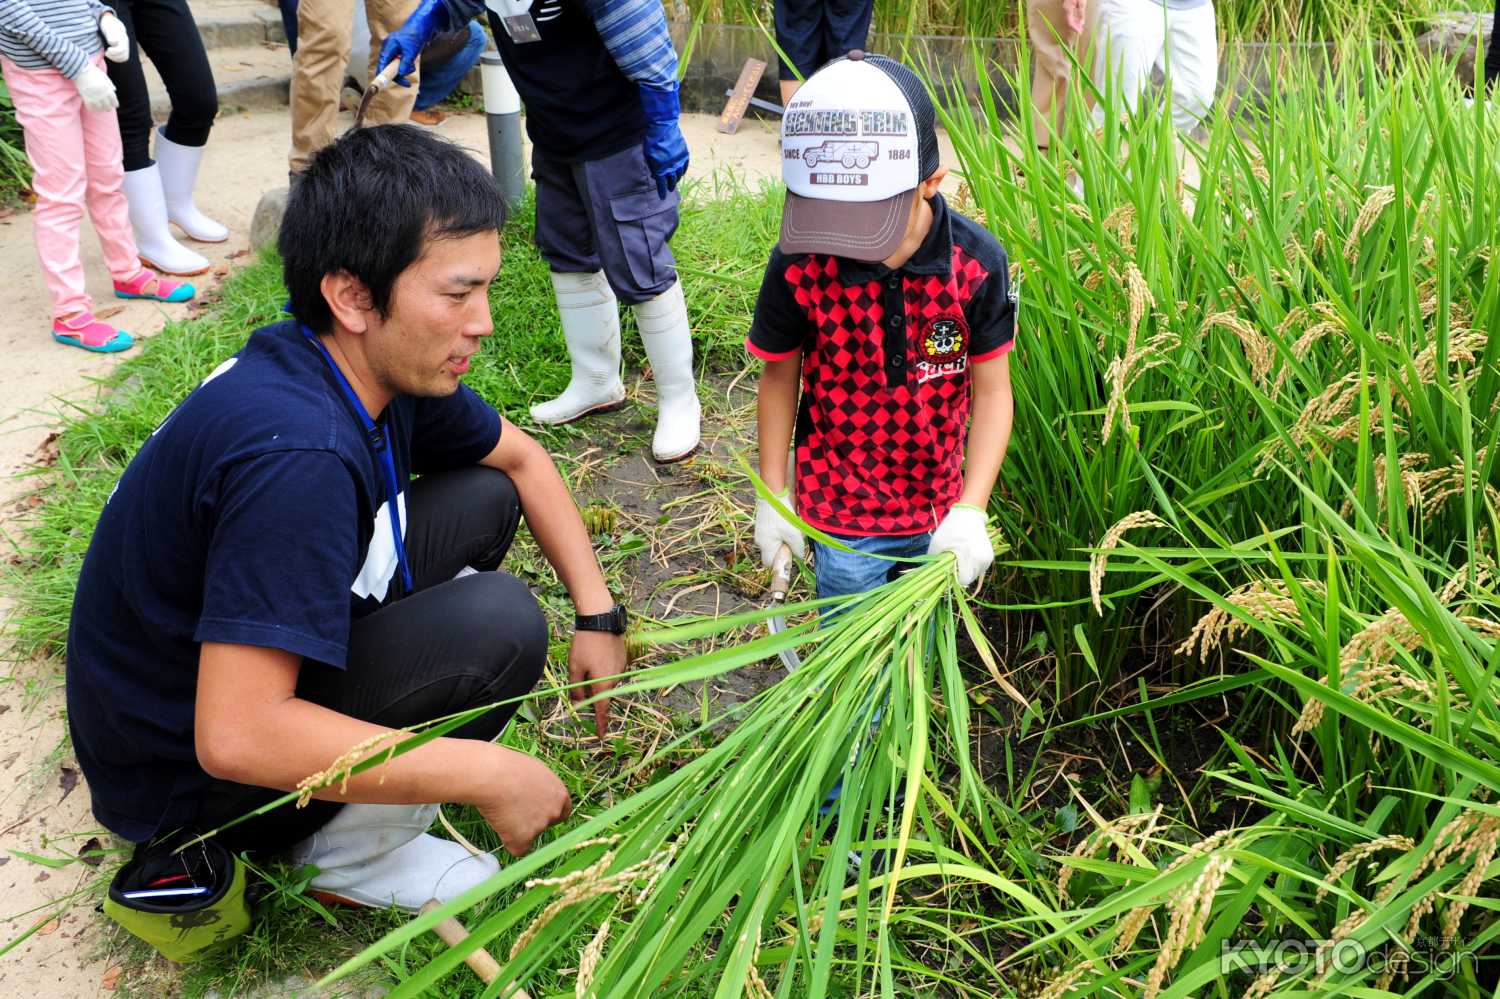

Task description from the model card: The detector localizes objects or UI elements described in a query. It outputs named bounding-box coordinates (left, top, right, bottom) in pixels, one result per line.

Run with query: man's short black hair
left=280, top=124, right=507, bottom=333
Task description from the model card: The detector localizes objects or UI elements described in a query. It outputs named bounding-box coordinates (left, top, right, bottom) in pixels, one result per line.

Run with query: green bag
left=103, top=836, right=252, bottom=962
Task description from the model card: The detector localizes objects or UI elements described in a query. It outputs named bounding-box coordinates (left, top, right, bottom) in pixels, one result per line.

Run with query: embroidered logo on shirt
left=916, top=314, right=968, bottom=383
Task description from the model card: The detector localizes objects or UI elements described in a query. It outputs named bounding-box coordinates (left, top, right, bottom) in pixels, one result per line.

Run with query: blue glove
left=638, top=81, right=689, bottom=200
left=378, top=0, right=452, bottom=89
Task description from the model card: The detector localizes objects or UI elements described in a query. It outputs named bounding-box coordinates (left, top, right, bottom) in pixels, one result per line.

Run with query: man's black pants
left=198, top=467, right=548, bottom=854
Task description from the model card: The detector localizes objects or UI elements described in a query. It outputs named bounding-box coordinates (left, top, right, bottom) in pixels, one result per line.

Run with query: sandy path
left=0, top=108, right=794, bottom=994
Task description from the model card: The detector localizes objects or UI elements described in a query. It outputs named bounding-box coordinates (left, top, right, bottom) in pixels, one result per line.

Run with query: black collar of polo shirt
left=834, top=191, right=955, bottom=285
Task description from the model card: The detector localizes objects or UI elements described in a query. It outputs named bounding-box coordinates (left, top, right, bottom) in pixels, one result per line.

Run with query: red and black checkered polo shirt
left=747, top=193, right=1016, bottom=537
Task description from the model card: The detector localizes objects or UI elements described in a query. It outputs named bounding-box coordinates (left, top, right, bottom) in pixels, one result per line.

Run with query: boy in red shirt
left=748, top=52, right=1016, bottom=598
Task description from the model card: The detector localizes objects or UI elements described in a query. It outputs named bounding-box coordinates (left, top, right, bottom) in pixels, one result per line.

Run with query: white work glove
left=99, top=13, right=129, bottom=62
left=73, top=64, right=118, bottom=111
left=754, top=489, right=805, bottom=569
left=927, top=504, right=994, bottom=586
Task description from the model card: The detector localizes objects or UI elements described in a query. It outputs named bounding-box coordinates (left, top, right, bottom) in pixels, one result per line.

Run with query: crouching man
left=66, top=124, right=628, bottom=911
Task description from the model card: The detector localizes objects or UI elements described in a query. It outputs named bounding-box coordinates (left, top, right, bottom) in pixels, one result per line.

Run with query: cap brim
left=779, top=188, right=915, bottom=262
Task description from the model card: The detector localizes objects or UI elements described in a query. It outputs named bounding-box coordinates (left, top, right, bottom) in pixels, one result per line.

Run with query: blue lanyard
left=299, top=324, right=413, bottom=597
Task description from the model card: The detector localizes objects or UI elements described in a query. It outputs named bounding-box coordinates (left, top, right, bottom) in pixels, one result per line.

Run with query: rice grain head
left=575, top=919, right=610, bottom=999
left=1177, top=578, right=1322, bottom=663
left=1343, top=185, right=1396, bottom=262
left=1316, top=835, right=1416, bottom=904
left=1090, top=511, right=1167, bottom=614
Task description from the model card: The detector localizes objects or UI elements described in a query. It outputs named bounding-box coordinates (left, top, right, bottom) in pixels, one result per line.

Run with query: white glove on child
left=73, top=64, right=118, bottom=111
left=754, top=489, right=805, bottom=568
left=99, top=13, right=130, bottom=63
left=927, top=504, right=994, bottom=586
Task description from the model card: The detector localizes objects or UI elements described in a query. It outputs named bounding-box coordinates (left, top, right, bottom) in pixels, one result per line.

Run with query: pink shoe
left=52, top=312, right=134, bottom=353
left=114, top=269, right=196, bottom=303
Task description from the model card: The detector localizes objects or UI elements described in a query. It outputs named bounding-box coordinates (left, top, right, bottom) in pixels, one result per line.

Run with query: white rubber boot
left=291, top=803, right=500, bottom=912
left=154, top=128, right=229, bottom=243
left=634, top=279, right=701, bottom=463
left=530, top=270, right=626, bottom=425
left=122, top=165, right=210, bottom=276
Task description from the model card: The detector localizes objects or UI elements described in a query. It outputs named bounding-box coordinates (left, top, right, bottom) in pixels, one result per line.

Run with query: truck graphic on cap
left=802, top=140, right=879, bottom=169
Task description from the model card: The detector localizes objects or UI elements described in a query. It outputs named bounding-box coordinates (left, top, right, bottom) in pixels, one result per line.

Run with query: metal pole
left=481, top=50, right=525, bottom=210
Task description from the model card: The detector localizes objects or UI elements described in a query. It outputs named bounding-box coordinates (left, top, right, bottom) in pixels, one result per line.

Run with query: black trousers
left=104, top=0, right=218, bottom=171
left=773, top=0, right=875, bottom=81
left=197, top=467, right=548, bottom=855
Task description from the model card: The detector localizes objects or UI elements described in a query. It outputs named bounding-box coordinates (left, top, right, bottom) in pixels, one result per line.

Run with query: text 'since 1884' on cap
left=779, top=51, right=941, bottom=262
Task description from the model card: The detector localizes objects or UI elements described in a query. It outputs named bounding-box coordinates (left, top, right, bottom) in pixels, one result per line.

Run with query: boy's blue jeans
left=813, top=531, right=932, bottom=601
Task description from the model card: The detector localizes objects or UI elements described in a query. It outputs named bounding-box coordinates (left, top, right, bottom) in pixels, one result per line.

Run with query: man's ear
left=320, top=271, right=375, bottom=334
left=922, top=165, right=950, bottom=198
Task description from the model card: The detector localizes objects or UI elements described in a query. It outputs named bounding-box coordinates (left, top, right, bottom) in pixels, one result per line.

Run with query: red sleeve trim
left=746, top=337, right=801, bottom=362
left=970, top=338, right=1015, bottom=364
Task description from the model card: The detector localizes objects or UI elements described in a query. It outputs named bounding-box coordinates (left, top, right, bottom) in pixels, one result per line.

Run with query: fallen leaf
left=58, top=766, right=78, bottom=799
left=37, top=919, right=59, bottom=936
left=32, top=432, right=59, bottom=466
left=94, top=305, right=124, bottom=320
left=227, top=249, right=250, bottom=259
left=212, top=264, right=230, bottom=277
left=78, top=837, right=104, bottom=867
left=102, top=965, right=123, bottom=990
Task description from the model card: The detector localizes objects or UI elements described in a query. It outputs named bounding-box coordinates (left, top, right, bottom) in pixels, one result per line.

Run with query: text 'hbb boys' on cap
left=779, top=50, right=941, bottom=262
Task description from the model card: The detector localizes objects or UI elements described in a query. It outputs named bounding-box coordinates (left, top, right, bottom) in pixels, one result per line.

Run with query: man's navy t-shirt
left=65, top=321, right=502, bottom=842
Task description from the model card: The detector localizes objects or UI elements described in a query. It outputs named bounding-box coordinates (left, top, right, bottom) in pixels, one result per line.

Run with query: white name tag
left=484, top=0, right=542, bottom=42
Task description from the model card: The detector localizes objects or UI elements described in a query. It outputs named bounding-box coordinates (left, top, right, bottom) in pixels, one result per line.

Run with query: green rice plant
left=0, top=79, right=31, bottom=198
left=935, top=37, right=1498, bottom=710
left=306, top=546, right=1056, bottom=998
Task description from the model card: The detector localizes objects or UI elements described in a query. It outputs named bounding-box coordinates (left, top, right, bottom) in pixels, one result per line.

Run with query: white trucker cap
left=779, top=51, right=940, bottom=262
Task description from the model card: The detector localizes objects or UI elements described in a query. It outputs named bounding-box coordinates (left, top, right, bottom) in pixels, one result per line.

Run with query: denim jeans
left=812, top=530, right=932, bottom=601
left=415, top=22, right=488, bottom=111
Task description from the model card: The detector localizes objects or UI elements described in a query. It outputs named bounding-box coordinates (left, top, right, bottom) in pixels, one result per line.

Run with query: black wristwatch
left=575, top=602, right=628, bottom=635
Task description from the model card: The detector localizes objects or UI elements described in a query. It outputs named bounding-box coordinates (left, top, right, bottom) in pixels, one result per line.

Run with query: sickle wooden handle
left=419, top=898, right=531, bottom=998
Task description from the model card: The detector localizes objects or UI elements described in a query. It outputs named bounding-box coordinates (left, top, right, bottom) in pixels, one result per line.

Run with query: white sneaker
left=530, top=271, right=627, bottom=425
left=122, top=165, right=209, bottom=275
left=634, top=279, right=701, bottom=463
left=292, top=803, right=499, bottom=912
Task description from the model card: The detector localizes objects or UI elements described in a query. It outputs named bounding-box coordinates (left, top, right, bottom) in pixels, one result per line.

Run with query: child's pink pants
left=2, top=54, right=140, bottom=321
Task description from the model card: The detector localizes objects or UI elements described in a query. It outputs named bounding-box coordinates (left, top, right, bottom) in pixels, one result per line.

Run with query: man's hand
left=1062, top=0, right=1087, bottom=35
left=754, top=489, right=805, bottom=568
left=378, top=0, right=449, bottom=88
left=638, top=82, right=689, bottom=198
left=471, top=746, right=572, bottom=856
left=569, top=629, right=626, bottom=739
left=99, top=13, right=129, bottom=62
left=927, top=504, right=994, bottom=586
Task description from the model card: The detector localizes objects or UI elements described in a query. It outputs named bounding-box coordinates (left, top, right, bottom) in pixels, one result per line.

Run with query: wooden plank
left=717, top=57, right=768, bottom=135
